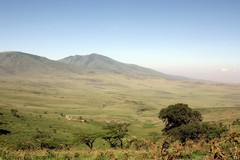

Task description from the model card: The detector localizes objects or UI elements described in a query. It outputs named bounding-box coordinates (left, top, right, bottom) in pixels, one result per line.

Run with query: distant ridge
left=0, top=51, right=189, bottom=80
left=59, top=53, right=161, bottom=75
left=59, top=53, right=189, bottom=80
left=0, top=51, right=89, bottom=75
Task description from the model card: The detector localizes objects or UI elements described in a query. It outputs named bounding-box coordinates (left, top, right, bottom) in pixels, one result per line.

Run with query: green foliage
left=158, top=103, right=202, bottom=132
left=124, top=137, right=151, bottom=150
left=75, top=131, right=100, bottom=149
left=0, top=133, right=239, bottom=159
left=0, top=150, right=15, bottom=160
left=33, top=128, right=61, bottom=149
left=102, top=121, right=129, bottom=148
left=158, top=104, right=228, bottom=143
left=201, top=122, right=229, bottom=141
left=0, top=60, right=240, bottom=159
left=166, top=121, right=228, bottom=143
left=165, top=122, right=203, bottom=143
left=158, top=103, right=203, bottom=142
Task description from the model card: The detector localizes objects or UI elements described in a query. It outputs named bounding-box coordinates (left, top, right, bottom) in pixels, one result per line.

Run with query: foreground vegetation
left=1, top=103, right=239, bottom=159
left=1, top=74, right=240, bottom=159
left=0, top=131, right=239, bottom=159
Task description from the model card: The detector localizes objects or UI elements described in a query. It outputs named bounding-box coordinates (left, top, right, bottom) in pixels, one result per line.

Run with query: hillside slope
left=0, top=51, right=189, bottom=80
left=0, top=51, right=89, bottom=75
left=59, top=53, right=188, bottom=80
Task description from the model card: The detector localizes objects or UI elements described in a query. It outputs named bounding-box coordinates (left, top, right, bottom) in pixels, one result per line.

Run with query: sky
left=0, top=0, right=240, bottom=83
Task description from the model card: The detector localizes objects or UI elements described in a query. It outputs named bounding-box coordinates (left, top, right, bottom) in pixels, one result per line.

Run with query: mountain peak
left=59, top=53, right=168, bottom=77
left=67, top=53, right=107, bottom=60
left=86, top=53, right=110, bottom=59
left=59, top=53, right=115, bottom=67
left=0, top=51, right=188, bottom=80
left=89, top=53, right=101, bottom=56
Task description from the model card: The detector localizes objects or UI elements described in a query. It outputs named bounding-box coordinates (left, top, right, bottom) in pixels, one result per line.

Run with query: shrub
left=0, top=129, right=11, bottom=135
left=201, top=122, right=228, bottom=141
left=158, top=104, right=228, bottom=143
left=158, top=103, right=202, bottom=132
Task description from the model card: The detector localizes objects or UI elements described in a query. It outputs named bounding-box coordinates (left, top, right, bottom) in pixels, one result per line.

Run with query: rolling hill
left=0, top=51, right=188, bottom=80
left=1, top=51, right=240, bottom=158
left=0, top=51, right=90, bottom=76
left=59, top=53, right=188, bottom=80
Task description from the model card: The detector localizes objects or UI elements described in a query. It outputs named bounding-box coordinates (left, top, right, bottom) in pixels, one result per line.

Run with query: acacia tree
left=102, top=121, right=129, bottom=148
left=76, top=132, right=99, bottom=149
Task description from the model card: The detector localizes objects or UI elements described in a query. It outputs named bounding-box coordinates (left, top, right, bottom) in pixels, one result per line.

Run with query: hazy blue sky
left=0, top=0, right=240, bottom=83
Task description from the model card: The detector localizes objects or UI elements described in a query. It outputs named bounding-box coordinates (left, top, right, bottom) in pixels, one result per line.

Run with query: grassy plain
left=0, top=73, right=240, bottom=158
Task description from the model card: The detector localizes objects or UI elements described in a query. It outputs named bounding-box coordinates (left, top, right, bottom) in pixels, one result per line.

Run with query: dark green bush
left=159, top=104, right=228, bottom=143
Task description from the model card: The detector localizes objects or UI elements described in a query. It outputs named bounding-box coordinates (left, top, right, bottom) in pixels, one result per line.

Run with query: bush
left=0, top=150, right=15, bottom=160
left=16, top=142, right=37, bottom=150
left=0, top=129, right=11, bottom=135
left=158, top=104, right=228, bottom=143
left=158, top=103, right=202, bottom=132
left=166, top=122, right=203, bottom=143
left=201, top=122, right=228, bottom=141
left=124, top=137, right=152, bottom=150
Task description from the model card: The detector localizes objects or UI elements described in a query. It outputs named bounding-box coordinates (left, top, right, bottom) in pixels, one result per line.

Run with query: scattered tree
left=102, top=121, right=129, bottom=148
left=76, top=132, right=99, bottom=149
left=158, top=103, right=228, bottom=143
left=158, top=103, right=202, bottom=132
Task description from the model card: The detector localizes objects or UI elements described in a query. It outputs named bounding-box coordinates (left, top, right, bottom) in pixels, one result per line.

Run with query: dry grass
left=0, top=73, right=240, bottom=158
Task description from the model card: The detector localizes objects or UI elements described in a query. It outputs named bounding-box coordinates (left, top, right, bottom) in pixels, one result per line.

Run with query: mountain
left=59, top=53, right=188, bottom=80
left=0, top=51, right=189, bottom=80
left=0, top=51, right=89, bottom=75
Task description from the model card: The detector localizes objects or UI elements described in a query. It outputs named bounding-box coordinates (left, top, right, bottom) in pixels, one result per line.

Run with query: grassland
left=0, top=73, right=240, bottom=159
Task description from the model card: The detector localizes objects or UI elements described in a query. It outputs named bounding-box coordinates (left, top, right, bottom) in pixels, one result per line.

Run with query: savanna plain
left=1, top=70, right=240, bottom=159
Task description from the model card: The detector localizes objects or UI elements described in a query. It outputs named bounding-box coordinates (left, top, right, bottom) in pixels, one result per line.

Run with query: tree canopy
left=158, top=103, right=227, bottom=143
left=158, top=103, right=202, bottom=132
left=102, top=121, right=129, bottom=148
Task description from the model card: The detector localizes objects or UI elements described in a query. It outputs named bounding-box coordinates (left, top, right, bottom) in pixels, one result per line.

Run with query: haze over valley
left=0, top=50, right=240, bottom=114
left=1, top=0, right=240, bottom=159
